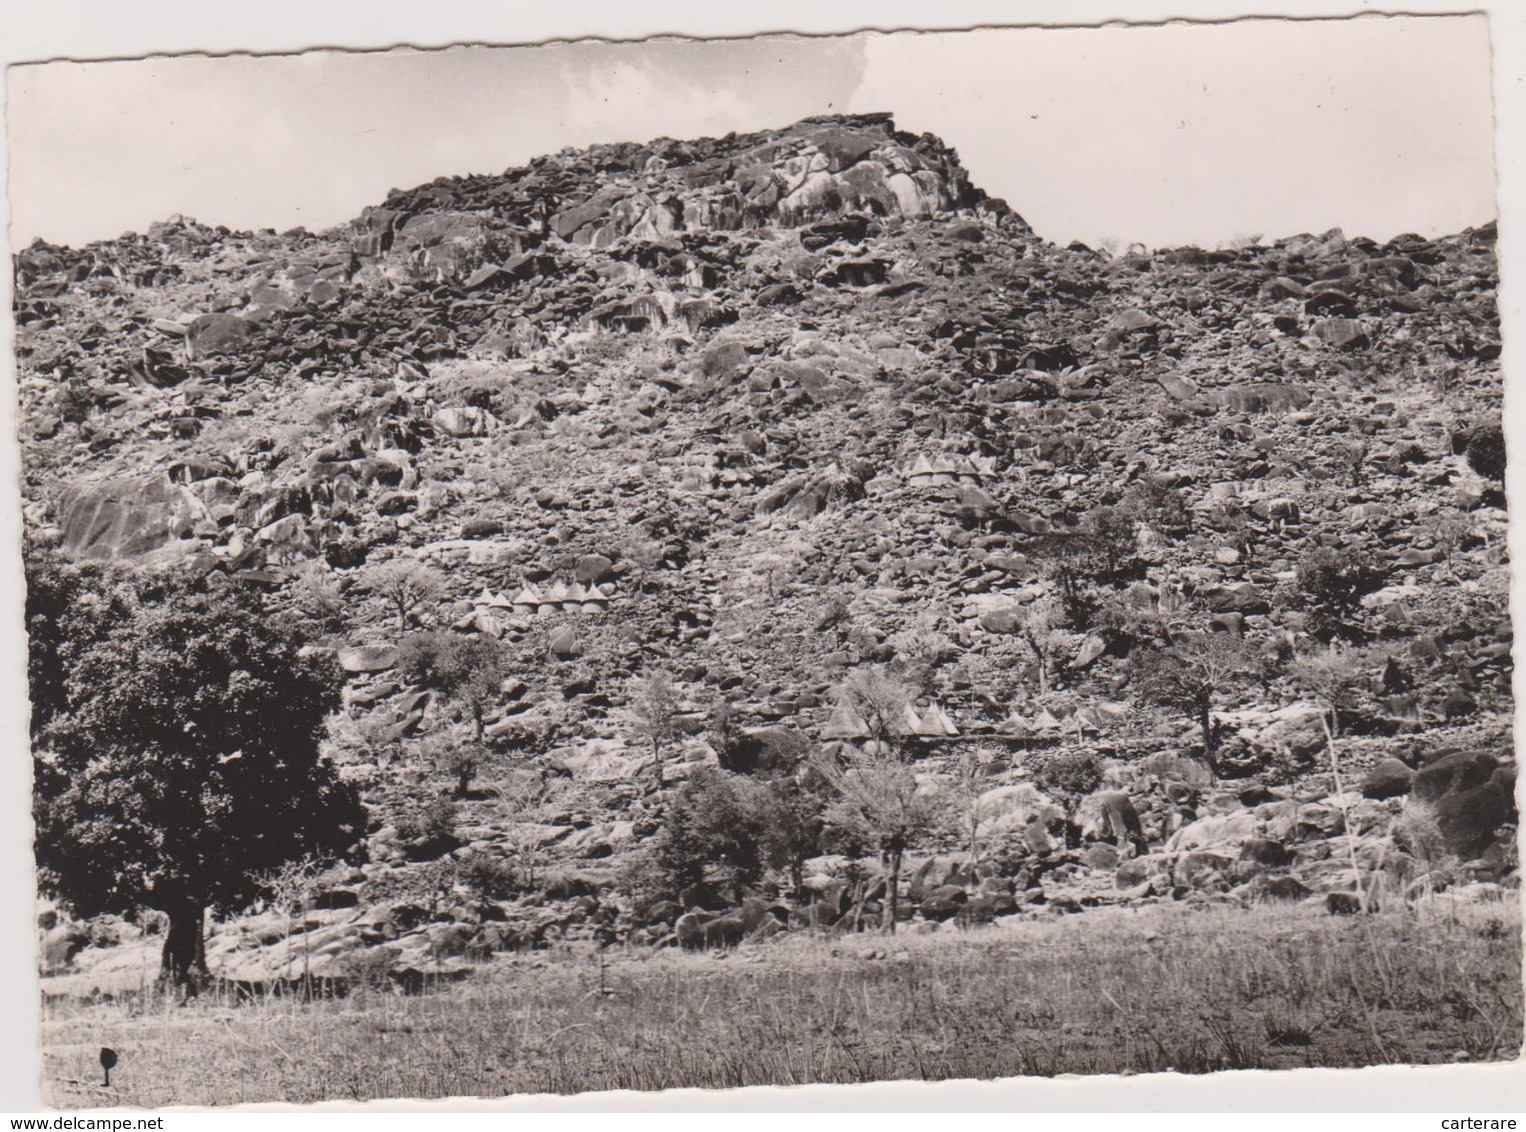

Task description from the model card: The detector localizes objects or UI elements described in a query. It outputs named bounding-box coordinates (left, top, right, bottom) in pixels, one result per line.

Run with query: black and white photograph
left=5, top=3, right=1522, bottom=1111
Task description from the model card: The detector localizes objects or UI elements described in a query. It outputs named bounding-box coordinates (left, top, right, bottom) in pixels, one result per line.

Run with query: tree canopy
left=28, top=548, right=365, bottom=981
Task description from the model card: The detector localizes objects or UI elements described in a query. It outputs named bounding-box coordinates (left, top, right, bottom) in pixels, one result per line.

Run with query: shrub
left=287, top=562, right=349, bottom=636
left=629, top=668, right=681, bottom=757
left=395, top=796, right=459, bottom=859
left=459, top=855, right=521, bottom=900
left=1293, top=547, right=1387, bottom=638
left=613, top=849, right=673, bottom=906
left=363, top=560, right=447, bottom=632
left=1034, top=749, right=1104, bottom=799
left=719, top=725, right=812, bottom=778
left=397, top=632, right=508, bottom=746
left=1465, top=424, right=1506, bottom=482
left=1134, top=632, right=1258, bottom=775
left=1124, top=476, right=1193, bottom=539
left=418, top=732, right=487, bottom=798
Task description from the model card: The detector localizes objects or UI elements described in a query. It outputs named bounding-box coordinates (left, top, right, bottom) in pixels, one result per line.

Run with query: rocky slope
left=17, top=113, right=1515, bottom=986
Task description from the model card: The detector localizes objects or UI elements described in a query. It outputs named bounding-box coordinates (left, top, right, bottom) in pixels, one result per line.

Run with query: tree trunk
left=883, top=847, right=902, bottom=935
left=1199, top=704, right=1219, bottom=776
left=160, top=898, right=207, bottom=988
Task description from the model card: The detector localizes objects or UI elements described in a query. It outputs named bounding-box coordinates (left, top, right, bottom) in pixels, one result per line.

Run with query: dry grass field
left=40, top=896, right=1522, bottom=1107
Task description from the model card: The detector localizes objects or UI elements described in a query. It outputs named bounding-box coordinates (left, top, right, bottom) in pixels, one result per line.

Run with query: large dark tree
left=28, top=549, right=365, bottom=986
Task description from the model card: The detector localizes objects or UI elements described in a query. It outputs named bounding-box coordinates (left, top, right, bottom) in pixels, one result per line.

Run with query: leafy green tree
left=29, top=559, right=365, bottom=986
left=1030, top=506, right=1139, bottom=629
left=757, top=779, right=827, bottom=896
left=1134, top=631, right=1258, bottom=776
left=398, top=632, right=508, bottom=745
left=816, top=744, right=942, bottom=933
left=24, top=544, right=135, bottom=737
left=630, top=668, right=681, bottom=760
left=651, top=768, right=768, bottom=903
left=363, top=559, right=446, bottom=632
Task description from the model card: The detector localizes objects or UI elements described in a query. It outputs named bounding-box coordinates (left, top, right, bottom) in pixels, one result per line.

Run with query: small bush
left=613, top=848, right=673, bottom=905
left=1293, top=547, right=1386, bottom=637
left=1033, top=749, right=1104, bottom=799
left=396, top=632, right=456, bottom=687
left=459, top=855, right=521, bottom=900
left=1465, top=424, right=1506, bottom=482
left=395, top=796, right=459, bottom=858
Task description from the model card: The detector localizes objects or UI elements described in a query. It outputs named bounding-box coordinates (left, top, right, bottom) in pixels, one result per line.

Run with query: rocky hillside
left=17, top=113, right=1516, bottom=985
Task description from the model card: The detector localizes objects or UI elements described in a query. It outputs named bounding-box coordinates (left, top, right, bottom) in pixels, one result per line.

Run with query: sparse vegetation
left=817, top=743, right=945, bottom=933
left=628, top=668, right=681, bottom=761
left=1293, top=547, right=1388, bottom=640
left=1134, top=631, right=1259, bottom=775
left=363, top=560, right=448, bottom=633
left=41, top=901, right=1522, bottom=1106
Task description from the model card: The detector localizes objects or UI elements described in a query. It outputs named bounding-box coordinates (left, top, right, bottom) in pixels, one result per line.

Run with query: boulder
left=907, top=857, right=976, bottom=901
left=186, top=312, right=251, bottom=358
left=1238, top=838, right=1292, bottom=868
left=1325, top=892, right=1366, bottom=915
left=1116, top=853, right=1172, bottom=890
left=1412, top=749, right=1498, bottom=802
left=573, top=554, right=616, bottom=585
left=1234, top=703, right=1328, bottom=764
left=1076, top=790, right=1143, bottom=849
left=674, top=911, right=747, bottom=949
left=1173, top=851, right=1235, bottom=890
left=56, top=475, right=204, bottom=560
left=1311, top=319, right=1369, bottom=349
left=1432, top=780, right=1515, bottom=859
left=918, top=885, right=968, bottom=922
left=640, top=900, right=682, bottom=927
left=1360, top=758, right=1415, bottom=800
left=1083, top=844, right=1120, bottom=871
left=432, top=407, right=496, bottom=437
left=337, top=644, right=399, bottom=674
left=1262, top=876, right=1313, bottom=901
left=973, top=784, right=1064, bottom=841
left=547, top=626, right=582, bottom=657
left=1165, top=811, right=1260, bottom=853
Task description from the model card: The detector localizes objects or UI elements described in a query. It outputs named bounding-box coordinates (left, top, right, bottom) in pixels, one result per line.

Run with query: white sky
left=5, top=15, right=1497, bottom=250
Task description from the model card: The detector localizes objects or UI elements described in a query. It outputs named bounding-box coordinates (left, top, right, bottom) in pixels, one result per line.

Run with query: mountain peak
left=361, top=113, right=1010, bottom=261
